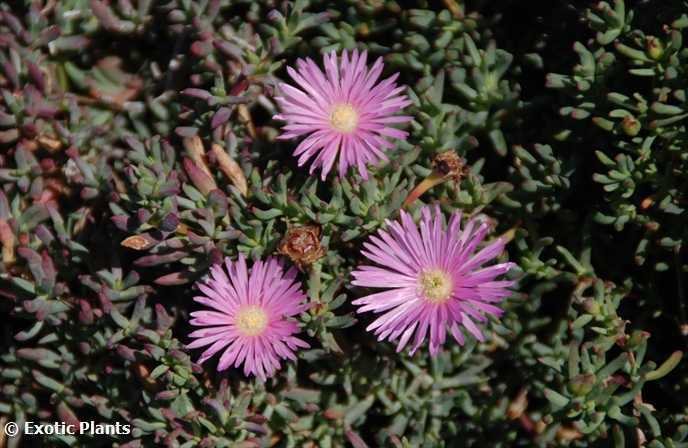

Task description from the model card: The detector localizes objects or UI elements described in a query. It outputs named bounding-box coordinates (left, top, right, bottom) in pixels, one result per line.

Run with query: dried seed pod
left=431, top=150, right=467, bottom=181
left=278, top=225, right=325, bottom=269
left=403, top=150, right=467, bottom=207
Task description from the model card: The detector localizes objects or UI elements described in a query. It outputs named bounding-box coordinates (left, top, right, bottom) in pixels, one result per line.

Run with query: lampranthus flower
left=351, top=206, right=515, bottom=356
left=187, top=254, right=310, bottom=380
left=274, top=50, right=412, bottom=179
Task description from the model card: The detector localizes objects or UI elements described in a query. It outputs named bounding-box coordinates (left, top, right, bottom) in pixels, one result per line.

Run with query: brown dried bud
left=640, top=196, right=653, bottom=210
left=37, top=134, right=63, bottom=153
left=237, top=104, right=257, bottom=138
left=556, top=425, right=583, bottom=442
left=183, top=136, right=213, bottom=178
left=432, top=150, right=467, bottom=181
left=506, top=388, right=528, bottom=420
left=211, top=143, right=248, bottom=196
left=121, top=234, right=156, bottom=251
left=278, top=225, right=325, bottom=269
left=403, top=152, right=466, bottom=207
left=0, top=218, right=16, bottom=265
left=132, top=362, right=158, bottom=392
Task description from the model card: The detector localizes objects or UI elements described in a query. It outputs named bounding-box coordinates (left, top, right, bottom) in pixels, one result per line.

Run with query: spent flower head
left=351, top=205, right=515, bottom=355
left=274, top=49, right=412, bottom=179
left=278, top=224, right=325, bottom=269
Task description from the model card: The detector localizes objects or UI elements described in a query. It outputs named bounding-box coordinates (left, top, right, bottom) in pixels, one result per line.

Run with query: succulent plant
left=0, top=1, right=685, bottom=447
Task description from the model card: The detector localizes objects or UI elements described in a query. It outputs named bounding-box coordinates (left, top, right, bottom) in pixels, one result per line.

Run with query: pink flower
left=274, top=49, right=412, bottom=180
left=351, top=206, right=515, bottom=356
left=187, top=254, right=310, bottom=380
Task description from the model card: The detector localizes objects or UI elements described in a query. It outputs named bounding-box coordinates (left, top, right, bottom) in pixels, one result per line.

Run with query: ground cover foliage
left=0, top=0, right=687, bottom=446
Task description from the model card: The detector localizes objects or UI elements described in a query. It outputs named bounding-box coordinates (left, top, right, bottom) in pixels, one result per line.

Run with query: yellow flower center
left=329, top=103, right=359, bottom=133
left=235, top=306, right=268, bottom=337
left=419, top=269, right=453, bottom=304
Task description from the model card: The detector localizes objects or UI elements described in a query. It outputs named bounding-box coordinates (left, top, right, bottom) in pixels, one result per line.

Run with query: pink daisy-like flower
left=274, top=49, right=413, bottom=179
left=351, top=206, right=515, bottom=356
left=187, top=254, right=310, bottom=380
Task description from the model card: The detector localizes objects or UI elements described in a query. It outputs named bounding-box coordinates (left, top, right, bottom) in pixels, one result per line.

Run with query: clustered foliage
left=0, top=0, right=686, bottom=447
